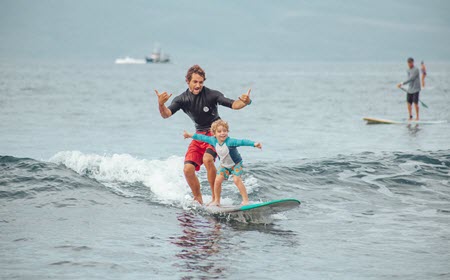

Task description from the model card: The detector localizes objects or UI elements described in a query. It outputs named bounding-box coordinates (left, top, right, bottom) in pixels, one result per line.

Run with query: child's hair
left=211, top=119, right=229, bottom=134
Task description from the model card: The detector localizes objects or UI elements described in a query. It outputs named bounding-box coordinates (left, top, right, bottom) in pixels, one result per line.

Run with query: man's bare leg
left=203, top=153, right=217, bottom=205
left=414, top=103, right=419, bottom=121
left=183, top=163, right=203, bottom=204
left=407, top=103, right=413, bottom=120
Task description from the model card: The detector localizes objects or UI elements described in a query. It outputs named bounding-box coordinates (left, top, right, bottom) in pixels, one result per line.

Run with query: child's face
left=214, top=125, right=228, bottom=142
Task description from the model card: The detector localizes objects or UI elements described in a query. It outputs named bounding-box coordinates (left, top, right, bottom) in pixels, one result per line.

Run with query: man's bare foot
left=208, top=201, right=220, bottom=207
left=193, top=195, right=203, bottom=205
left=191, top=200, right=203, bottom=207
left=240, top=201, right=249, bottom=206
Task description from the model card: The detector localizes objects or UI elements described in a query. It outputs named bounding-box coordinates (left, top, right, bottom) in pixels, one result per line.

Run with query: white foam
left=243, top=175, right=258, bottom=194
left=114, top=57, right=146, bottom=64
left=271, top=213, right=288, bottom=220
left=49, top=151, right=188, bottom=205
left=49, top=151, right=261, bottom=210
left=219, top=172, right=259, bottom=196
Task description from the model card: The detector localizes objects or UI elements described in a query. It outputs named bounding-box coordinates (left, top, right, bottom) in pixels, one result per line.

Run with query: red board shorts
left=185, top=130, right=217, bottom=171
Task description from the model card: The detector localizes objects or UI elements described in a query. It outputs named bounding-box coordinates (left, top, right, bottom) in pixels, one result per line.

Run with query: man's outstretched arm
left=155, top=90, right=173, bottom=119
left=231, top=88, right=252, bottom=110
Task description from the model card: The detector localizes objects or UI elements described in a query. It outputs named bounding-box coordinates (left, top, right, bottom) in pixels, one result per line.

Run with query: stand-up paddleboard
left=363, top=117, right=447, bottom=125
left=205, top=198, right=301, bottom=215
left=363, top=117, right=398, bottom=124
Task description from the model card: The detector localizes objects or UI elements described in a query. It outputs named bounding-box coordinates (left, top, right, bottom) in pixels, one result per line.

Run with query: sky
left=0, top=0, right=449, bottom=62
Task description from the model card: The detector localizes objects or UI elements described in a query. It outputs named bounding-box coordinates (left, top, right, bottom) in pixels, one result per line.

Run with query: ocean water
left=1, top=61, right=450, bottom=279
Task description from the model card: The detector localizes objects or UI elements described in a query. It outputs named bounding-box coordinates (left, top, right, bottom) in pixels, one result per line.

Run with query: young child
left=183, top=119, right=262, bottom=206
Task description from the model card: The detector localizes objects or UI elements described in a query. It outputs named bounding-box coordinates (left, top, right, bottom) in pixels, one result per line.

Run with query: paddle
left=399, top=87, right=429, bottom=108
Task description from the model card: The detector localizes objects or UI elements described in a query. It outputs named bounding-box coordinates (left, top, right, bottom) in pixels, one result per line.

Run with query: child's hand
left=183, top=130, right=193, bottom=139
left=254, top=142, right=262, bottom=149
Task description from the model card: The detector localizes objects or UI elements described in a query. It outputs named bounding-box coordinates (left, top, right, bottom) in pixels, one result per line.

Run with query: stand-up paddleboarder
left=397, top=57, right=421, bottom=121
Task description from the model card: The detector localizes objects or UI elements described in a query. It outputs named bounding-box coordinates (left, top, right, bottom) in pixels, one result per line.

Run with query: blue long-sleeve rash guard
left=192, top=134, right=255, bottom=168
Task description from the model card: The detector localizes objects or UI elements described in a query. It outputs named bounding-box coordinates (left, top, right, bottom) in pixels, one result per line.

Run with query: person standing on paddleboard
left=421, top=61, right=427, bottom=88
left=155, top=65, right=252, bottom=205
left=397, top=57, right=421, bottom=121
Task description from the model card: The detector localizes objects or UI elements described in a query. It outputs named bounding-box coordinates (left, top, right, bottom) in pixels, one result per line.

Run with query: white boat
left=114, top=57, right=146, bottom=64
left=145, top=46, right=170, bottom=63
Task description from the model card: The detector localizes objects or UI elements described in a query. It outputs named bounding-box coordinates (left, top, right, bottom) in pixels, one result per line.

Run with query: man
left=397, top=57, right=421, bottom=121
left=155, top=65, right=252, bottom=204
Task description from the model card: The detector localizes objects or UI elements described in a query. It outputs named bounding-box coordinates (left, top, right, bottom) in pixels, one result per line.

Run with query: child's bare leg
left=233, top=175, right=249, bottom=205
left=209, top=174, right=224, bottom=206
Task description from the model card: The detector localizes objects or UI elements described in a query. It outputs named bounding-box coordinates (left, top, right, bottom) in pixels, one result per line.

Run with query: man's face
left=187, top=73, right=204, bottom=95
left=408, top=61, right=414, bottom=69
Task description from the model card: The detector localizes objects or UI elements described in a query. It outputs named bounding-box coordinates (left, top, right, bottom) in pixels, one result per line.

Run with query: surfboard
left=363, top=117, right=398, bottom=124
left=205, top=198, right=301, bottom=215
left=363, top=117, right=447, bottom=125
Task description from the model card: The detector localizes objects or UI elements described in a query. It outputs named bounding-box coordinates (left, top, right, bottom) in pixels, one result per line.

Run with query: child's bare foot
left=208, top=201, right=220, bottom=207
left=240, top=201, right=249, bottom=206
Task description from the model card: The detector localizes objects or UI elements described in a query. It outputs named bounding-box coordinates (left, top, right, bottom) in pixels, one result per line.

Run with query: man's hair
left=186, top=65, right=206, bottom=82
left=407, top=57, right=414, bottom=63
left=211, top=119, right=229, bottom=134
